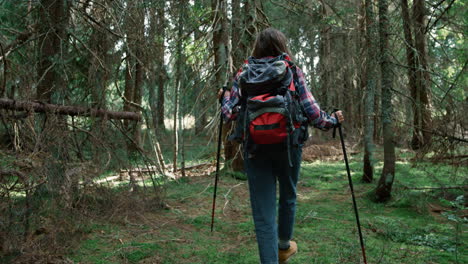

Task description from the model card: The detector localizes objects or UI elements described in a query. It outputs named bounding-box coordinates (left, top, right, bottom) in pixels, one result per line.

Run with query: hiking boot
left=279, top=241, right=297, bottom=264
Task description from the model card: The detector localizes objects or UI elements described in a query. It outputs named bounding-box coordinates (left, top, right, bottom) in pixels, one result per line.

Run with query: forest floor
left=4, top=143, right=467, bottom=264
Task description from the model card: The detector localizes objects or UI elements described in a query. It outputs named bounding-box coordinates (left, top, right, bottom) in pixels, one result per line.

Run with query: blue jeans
left=245, top=145, right=302, bottom=264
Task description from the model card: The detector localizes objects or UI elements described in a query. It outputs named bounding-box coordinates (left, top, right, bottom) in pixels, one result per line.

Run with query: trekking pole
left=333, top=111, right=368, bottom=264
left=211, top=86, right=227, bottom=232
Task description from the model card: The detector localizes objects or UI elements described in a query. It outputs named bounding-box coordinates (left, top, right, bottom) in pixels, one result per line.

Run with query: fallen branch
left=402, top=186, right=468, bottom=191
left=0, top=98, right=141, bottom=121
left=120, top=163, right=211, bottom=174
left=0, top=169, right=25, bottom=179
left=430, top=155, right=468, bottom=160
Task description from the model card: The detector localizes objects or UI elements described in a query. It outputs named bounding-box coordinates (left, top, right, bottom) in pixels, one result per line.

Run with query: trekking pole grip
left=332, top=108, right=340, bottom=139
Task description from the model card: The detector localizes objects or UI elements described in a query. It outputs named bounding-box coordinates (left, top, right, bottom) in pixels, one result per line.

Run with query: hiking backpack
left=230, top=54, right=309, bottom=163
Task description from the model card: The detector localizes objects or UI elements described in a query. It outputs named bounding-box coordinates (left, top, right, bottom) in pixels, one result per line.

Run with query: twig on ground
left=222, top=183, right=244, bottom=216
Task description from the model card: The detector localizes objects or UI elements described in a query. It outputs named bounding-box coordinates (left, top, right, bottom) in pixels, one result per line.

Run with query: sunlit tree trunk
left=362, top=0, right=377, bottom=182
left=375, top=0, right=395, bottom=202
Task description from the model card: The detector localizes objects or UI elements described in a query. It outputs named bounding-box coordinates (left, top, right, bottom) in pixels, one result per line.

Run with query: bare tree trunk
left=213, top=0, right=237, bottom=172
left=88, top=6, right=109, bottom=109
left=220, top=0, right=247, bottom=172
left=237, top=0, right=269, bottom=55
left=179, top=98, right=186, bottom=177
left=212, top=0, right=229, bottom=96
left=0, top=99, right=141, bottom=120
left=122, top=1, right=145, bottom=189
left=123, top=57, right=135, bottom=125
left=148, top=1, right=167, bottom=135
left=172, top=63, right=180, bottom=174
left=375, top=0, right=395, bottom=202
left=362, top=0, right=377, bottom=182
left=401, top=0, right=418, bottom=144
left=133, top=45, right=143, bottom=149
left=342, top=34, right=354, bottom=130
left=123, top=1, right=136, bottom=130
left=87, top=4, right=111, bottom=170
left=155, top=2, right=166, bottom=131
left=357, top=0, right=366, bottom=133
left=194, top=0, right=208, bottom=135
left=306, top=30, right=318, bottom=90
left=173, top=0, right=187, bottom=173
left=35, top=0, right=70, bottom=199
left=318, top=0, right=331, bottom=108
left=36, top=0, right=68, bottom=102
left=231, top=0, right=245, bottom=70
left=411, top=0, right=433, bottom=150
left=131, top=2, right=145, bottom=150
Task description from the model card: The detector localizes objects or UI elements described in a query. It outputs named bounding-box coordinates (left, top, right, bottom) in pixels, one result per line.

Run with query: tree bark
left=231, top=0, right=246, bottom=70
left=123, top=0, right=145, bottom=161
left=87, top=5, right=109, bottom=109
left=35, top=0, right=70, bottom=198
left=212, top=0, right=229, bottom=90
left=194, top=0, right=208, bottom=135
left=375, top=0, right=395, bottom=202
left=318, top=0, right=331, bottom=108
left=401, top=0, right=417, bottom=143
left=411, top=0, right=433, bottom=150
left=123, top=57, right=135, bottom=126
left=362, top=0, right=377, bottom=182
left=173, top=0, right=187, bottom=173
left=155, top=2, right=166, bottom=131
left=36, top=0, right=68, bottom=102
left=213, top=0, right=242, bottom=172
left=133, top=13, right=144, bottom=149
left=219, top=0, right=246, bottom=172
left=357, top=0, right=366, bottom=133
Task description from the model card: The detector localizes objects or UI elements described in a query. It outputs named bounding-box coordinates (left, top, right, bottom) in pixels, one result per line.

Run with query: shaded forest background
left=0, top=0, right=466, bottom=262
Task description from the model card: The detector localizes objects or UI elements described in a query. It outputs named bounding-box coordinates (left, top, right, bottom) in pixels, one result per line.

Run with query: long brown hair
left=252, top=28, right=292, bottom=58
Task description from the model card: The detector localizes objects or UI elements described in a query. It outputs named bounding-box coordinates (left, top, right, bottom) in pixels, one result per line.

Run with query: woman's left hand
left=217, top=88, right=230, bottom=100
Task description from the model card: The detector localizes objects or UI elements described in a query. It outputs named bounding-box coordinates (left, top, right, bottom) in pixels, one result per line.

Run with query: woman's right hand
left=334, top=111, right=344, bottom=123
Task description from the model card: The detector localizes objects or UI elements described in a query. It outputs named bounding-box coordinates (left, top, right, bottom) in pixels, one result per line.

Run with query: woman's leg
left=277, top=146, right=302, bottom=242
left=245, top=154, right=278, bottom=264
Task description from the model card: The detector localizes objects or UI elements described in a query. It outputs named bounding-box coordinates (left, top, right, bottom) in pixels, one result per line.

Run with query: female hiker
left=219, top=28, right=344, bottom=264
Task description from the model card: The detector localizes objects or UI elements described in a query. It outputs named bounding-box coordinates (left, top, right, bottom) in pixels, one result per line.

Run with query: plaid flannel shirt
left=221, top=65, right=337, bottom=130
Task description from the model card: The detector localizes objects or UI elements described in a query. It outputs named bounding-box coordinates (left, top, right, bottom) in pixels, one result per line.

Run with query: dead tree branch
left=0, top=98, right=141, bottom=121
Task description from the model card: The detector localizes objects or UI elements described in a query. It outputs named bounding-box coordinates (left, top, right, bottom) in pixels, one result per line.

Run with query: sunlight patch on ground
left=164, top=114, right=196, bottom=130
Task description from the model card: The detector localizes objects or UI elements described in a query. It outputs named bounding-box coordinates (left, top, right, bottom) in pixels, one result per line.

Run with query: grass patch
left=63, top=149, right=466, bottom=263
